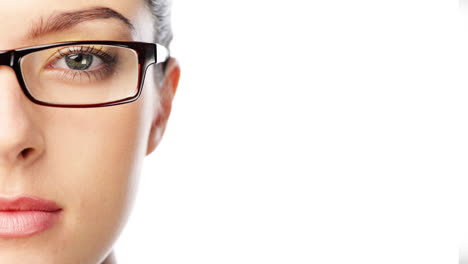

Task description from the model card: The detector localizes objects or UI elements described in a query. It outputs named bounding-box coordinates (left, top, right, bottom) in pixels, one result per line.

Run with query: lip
left=0, top=196, right=62, bottom=238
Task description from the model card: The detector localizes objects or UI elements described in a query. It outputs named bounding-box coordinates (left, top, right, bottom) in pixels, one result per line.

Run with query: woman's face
left=0, top=0, right=178, bottom=263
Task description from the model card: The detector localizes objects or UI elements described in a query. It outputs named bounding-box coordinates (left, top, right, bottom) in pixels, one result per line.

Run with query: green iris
left=65, top=54, right=93, bottom=70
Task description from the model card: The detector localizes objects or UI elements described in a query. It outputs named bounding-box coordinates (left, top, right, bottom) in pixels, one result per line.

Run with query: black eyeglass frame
left=0, top=40, right=170, bottom=108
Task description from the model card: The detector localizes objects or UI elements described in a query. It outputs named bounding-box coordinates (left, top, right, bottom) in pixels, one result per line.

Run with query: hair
left=145, top=0, right=173, bottom=48
left=145, top=0, right=173, bottom=83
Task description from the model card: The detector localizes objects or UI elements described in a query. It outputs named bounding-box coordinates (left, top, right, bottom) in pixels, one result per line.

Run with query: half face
left=0, top=0, right=163, bottom=263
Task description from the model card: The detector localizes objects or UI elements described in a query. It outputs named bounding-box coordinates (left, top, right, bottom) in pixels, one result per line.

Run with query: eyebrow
left=27, top=7, right=135, bottom=39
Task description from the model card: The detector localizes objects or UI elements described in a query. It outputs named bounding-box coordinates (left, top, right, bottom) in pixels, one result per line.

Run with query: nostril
left=20, top=148, right=33, bottom=159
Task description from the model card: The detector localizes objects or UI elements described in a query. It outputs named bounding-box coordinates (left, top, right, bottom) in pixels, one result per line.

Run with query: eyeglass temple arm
left=154, top=43, right=170, bottom=73
left=155, top=43, right=170, bottom=65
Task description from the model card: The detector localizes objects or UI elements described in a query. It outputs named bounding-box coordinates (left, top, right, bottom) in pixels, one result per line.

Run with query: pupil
left=65, top=54, right=93, bottom=70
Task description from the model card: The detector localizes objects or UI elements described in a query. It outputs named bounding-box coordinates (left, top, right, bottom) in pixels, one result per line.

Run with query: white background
left=115, top=0, right=468, bottom=263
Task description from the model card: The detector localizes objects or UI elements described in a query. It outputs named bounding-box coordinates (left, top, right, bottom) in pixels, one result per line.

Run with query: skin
left=0, top=0, right=180, bottom=263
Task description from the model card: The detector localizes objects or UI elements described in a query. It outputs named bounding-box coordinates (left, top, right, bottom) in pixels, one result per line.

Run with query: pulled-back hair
left=145, top=0, right=173, bottom=47
left=145, top=0, right=173, bottom=82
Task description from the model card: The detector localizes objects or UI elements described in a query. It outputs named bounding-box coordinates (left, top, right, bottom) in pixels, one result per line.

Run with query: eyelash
left=48, top=46, right=117, bottom=82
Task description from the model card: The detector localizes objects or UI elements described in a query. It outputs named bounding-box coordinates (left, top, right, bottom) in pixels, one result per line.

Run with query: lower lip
left=0, top=210, right=62, bottom=238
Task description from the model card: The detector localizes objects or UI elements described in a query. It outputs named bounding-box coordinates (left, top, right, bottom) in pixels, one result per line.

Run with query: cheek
left=36, top=98, right=151, bottom=262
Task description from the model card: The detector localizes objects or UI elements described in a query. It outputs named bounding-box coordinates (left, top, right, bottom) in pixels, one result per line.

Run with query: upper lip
left=0, top=196, right=61, bottom=212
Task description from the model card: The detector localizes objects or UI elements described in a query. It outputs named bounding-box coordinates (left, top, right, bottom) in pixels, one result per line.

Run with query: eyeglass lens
left=20, top=44, right=139, bottom=105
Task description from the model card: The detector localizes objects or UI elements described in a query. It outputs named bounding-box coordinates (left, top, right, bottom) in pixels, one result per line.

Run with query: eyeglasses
left=0, top=40, right=170, bottom=108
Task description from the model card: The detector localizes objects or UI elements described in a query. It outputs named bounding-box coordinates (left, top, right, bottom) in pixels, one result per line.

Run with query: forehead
left=0, top=0, right=152, bottom=49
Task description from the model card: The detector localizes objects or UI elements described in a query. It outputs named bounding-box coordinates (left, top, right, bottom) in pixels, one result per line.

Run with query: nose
left=0, top=65, right=44, bottom=170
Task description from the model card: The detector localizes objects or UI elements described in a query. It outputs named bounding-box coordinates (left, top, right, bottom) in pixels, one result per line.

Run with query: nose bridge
left=0, top=62, right=41, bottom=170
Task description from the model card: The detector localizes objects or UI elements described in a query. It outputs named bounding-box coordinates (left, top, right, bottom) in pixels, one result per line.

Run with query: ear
left=146, top=57, right=181, bottom=156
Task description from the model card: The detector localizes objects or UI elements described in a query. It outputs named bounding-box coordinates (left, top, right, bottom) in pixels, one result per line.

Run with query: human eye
left=45, top=45, right=117, bottom=82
